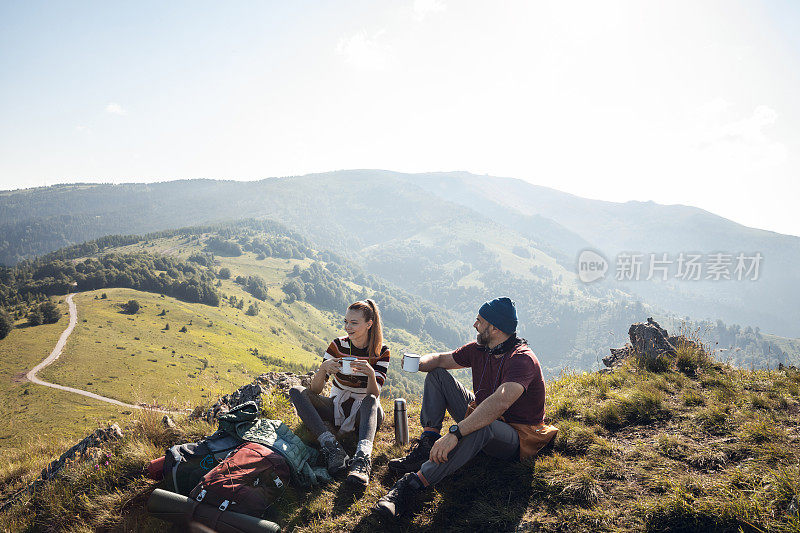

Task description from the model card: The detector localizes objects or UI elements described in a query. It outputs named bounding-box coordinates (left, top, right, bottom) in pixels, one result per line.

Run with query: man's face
left=473, top=315, right=493, bottom=346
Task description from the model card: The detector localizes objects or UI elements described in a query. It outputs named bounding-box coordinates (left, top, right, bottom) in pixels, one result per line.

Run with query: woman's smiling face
left=344, top=308, right=373, bottom=342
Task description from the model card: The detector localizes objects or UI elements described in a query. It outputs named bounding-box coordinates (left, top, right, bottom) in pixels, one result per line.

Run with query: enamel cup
left=341, top=357, right=357, bottom=375
left=402, top=353, right=420, bottom=373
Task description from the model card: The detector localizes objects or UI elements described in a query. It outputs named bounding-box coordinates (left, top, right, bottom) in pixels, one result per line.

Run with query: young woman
left=289, top=299, right=390, bottom=486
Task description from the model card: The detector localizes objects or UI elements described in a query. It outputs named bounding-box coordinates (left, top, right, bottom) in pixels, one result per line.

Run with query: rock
left=161, top=415, right=176, bottom=429
left=629, top=318, right=676, bottom=361
left=603, top=318, right=688, bottom=370
left=82, top=447, right=104, bottom=463
left=41, top=424, right=123, bottom=481
left=603, top=344, right=635, bottom=369
left=201, top=371, right=317, bottom=422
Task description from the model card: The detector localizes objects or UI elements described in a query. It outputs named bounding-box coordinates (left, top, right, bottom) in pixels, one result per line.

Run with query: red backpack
left=188, top=442, right=290, bottom=520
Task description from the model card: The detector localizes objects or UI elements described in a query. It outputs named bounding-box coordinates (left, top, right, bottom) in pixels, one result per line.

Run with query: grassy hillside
left=38, top=288, right=319, bottom=408
left=0, top=296, right=121, bottom=450
left=1, top=343, right=798, bottom=531
left=0, top=229, right=443, bottom=450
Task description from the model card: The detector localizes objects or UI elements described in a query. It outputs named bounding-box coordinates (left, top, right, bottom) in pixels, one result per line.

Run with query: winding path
left=26, top=294, right=184, bottom=414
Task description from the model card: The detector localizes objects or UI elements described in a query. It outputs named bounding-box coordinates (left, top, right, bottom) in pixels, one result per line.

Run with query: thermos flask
left=394, top=398, right=409, bottom=445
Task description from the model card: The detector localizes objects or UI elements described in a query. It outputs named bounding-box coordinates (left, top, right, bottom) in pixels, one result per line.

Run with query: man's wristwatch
left=449, top=424, right=463, bottom=440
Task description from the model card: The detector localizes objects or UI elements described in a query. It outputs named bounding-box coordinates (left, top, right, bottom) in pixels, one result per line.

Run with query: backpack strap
left=210, top=503, right=226, bottom=529
left=186, top=486, right=225, bottom=529
left=184, top=496, right=202, bottom=524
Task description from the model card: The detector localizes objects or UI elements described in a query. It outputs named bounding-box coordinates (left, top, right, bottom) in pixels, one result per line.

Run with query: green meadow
left=0, top=233, right=439, bottom=451
left=0, top=297, right=122, bottom=450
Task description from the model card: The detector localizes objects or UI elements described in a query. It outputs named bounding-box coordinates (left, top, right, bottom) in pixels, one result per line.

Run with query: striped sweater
left=323, top=336, right=390, bottom=393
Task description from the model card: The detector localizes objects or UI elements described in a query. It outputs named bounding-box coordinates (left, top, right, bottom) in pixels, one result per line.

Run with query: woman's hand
left=319, top=358, right=342, bottom=376
left=350, top=360, right=375, bottom=379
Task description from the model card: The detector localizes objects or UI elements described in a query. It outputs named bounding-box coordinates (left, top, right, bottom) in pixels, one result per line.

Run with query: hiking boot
left=321, top=439, right=350, bottom=476
left=345, top=450, right=371, bottom=487
left=387, top=433, right=438, bottom=474
left=375, top=472, right=424, bottom=519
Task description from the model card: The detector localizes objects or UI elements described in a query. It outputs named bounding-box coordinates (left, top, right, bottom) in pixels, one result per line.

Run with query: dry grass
left=1, top=351, right=799, bottom=532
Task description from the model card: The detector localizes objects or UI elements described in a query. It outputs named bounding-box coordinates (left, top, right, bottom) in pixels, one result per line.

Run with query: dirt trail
left=25, top=294, right=185, bottom=414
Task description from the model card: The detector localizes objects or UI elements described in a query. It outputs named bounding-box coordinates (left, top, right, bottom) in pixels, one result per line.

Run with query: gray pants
left=419, top=367, right=519, bottom=486
left=288, top=386, right=384, bottom=443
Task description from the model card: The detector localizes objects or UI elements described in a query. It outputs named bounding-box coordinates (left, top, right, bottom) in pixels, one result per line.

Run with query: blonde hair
left=348, top=299, right=383, bottom=358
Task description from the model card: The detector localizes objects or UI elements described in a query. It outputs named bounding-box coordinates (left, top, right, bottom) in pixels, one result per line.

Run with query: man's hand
left=429, top=433, right=458, bottom=463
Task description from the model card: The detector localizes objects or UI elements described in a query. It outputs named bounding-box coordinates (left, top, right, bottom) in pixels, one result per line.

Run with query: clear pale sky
left=1, top=1, right=798, bottom=236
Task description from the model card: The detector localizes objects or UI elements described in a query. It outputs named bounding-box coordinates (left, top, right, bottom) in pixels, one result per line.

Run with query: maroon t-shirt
left=452, top=340, right=545, bottom=425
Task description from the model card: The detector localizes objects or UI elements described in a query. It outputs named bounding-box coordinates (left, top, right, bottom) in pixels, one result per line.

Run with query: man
left=375, top=297, right=557, bottom=519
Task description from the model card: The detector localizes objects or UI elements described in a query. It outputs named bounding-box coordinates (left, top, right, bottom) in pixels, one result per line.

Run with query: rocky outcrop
left=203, top=371, right=315, bottom=422
left=41, top=424, right=124, bottom=481
left=602, top=345, right=635, bottom=370
left=603, top=318, right=704, bottom=371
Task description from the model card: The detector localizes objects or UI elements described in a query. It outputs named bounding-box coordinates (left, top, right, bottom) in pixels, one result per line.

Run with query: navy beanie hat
left=478, top=297, right=517, bottom=334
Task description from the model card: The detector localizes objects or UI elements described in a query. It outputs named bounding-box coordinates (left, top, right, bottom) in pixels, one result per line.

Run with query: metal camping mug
left=341, top=357, right=357, bottom=375
left=394, top=398, right=409, bottom=445
left=402, top=353, right=420, bottom=372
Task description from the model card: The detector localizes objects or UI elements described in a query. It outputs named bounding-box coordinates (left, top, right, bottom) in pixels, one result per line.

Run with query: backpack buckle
left=195, top=489, right=206, bottom=502
left=219, top=500, right=229, bottom=511
left=274, top=477, right=283, bottom=488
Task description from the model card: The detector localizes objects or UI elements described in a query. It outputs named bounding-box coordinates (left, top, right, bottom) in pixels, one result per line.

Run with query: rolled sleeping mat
left=147, top=488, right=281, bottom=533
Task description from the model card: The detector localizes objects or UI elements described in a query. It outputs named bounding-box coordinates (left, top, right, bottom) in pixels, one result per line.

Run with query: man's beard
left=476, top=330, right=490, bottom=346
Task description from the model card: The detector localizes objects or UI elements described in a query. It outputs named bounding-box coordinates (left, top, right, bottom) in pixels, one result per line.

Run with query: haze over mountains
left=1, top=170, right=797, bottom=370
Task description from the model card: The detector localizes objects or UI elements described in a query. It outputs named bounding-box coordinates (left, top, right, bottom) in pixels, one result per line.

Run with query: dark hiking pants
left=418, top=367, right=519, bottom=486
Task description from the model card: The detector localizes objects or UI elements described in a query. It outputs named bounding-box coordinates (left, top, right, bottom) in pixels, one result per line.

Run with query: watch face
left=449, top=424, right=458, bottom=433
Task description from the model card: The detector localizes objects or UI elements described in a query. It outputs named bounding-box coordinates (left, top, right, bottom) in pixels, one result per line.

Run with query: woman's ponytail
left=348, top=299, right=383, bottom=358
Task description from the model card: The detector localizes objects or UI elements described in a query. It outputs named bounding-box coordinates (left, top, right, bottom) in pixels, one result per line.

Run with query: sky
left=1, top=0, right=799, bottom=236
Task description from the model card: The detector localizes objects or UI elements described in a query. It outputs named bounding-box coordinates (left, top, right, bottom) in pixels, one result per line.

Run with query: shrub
left=695, top=405, right=729, bottom=434
left=589, top=385, right=666, bottom=429
left=27, top=308, right=43, bottom=326
left=246, top=303, right=259, bottom=316
left=39, top=301, right=61, bottom=324
left=674, top=340, right=711, bottom=376
left=218, top=267, right=231, bottom=280
left=552, top=397, right=580, bottom=421
left=555, top=422, right=613, bottom=457
left=739, top=418, right=786, bottom=444
left=656, top=434, right=691, bottom=461
left=636, top=352, right=673, bottom=373
left=0, top=308, right=12, bottom=340
left=749, top=393, right=773, bottom=410
left=682, top=391, right=705, bottom=407
left=179, top=326, right=188, bottom=333
left=122, top=300, right=140, bottom=314
left=549, top=470, right=604, bottom=505
left=642, top=488, right=744, bottom=533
